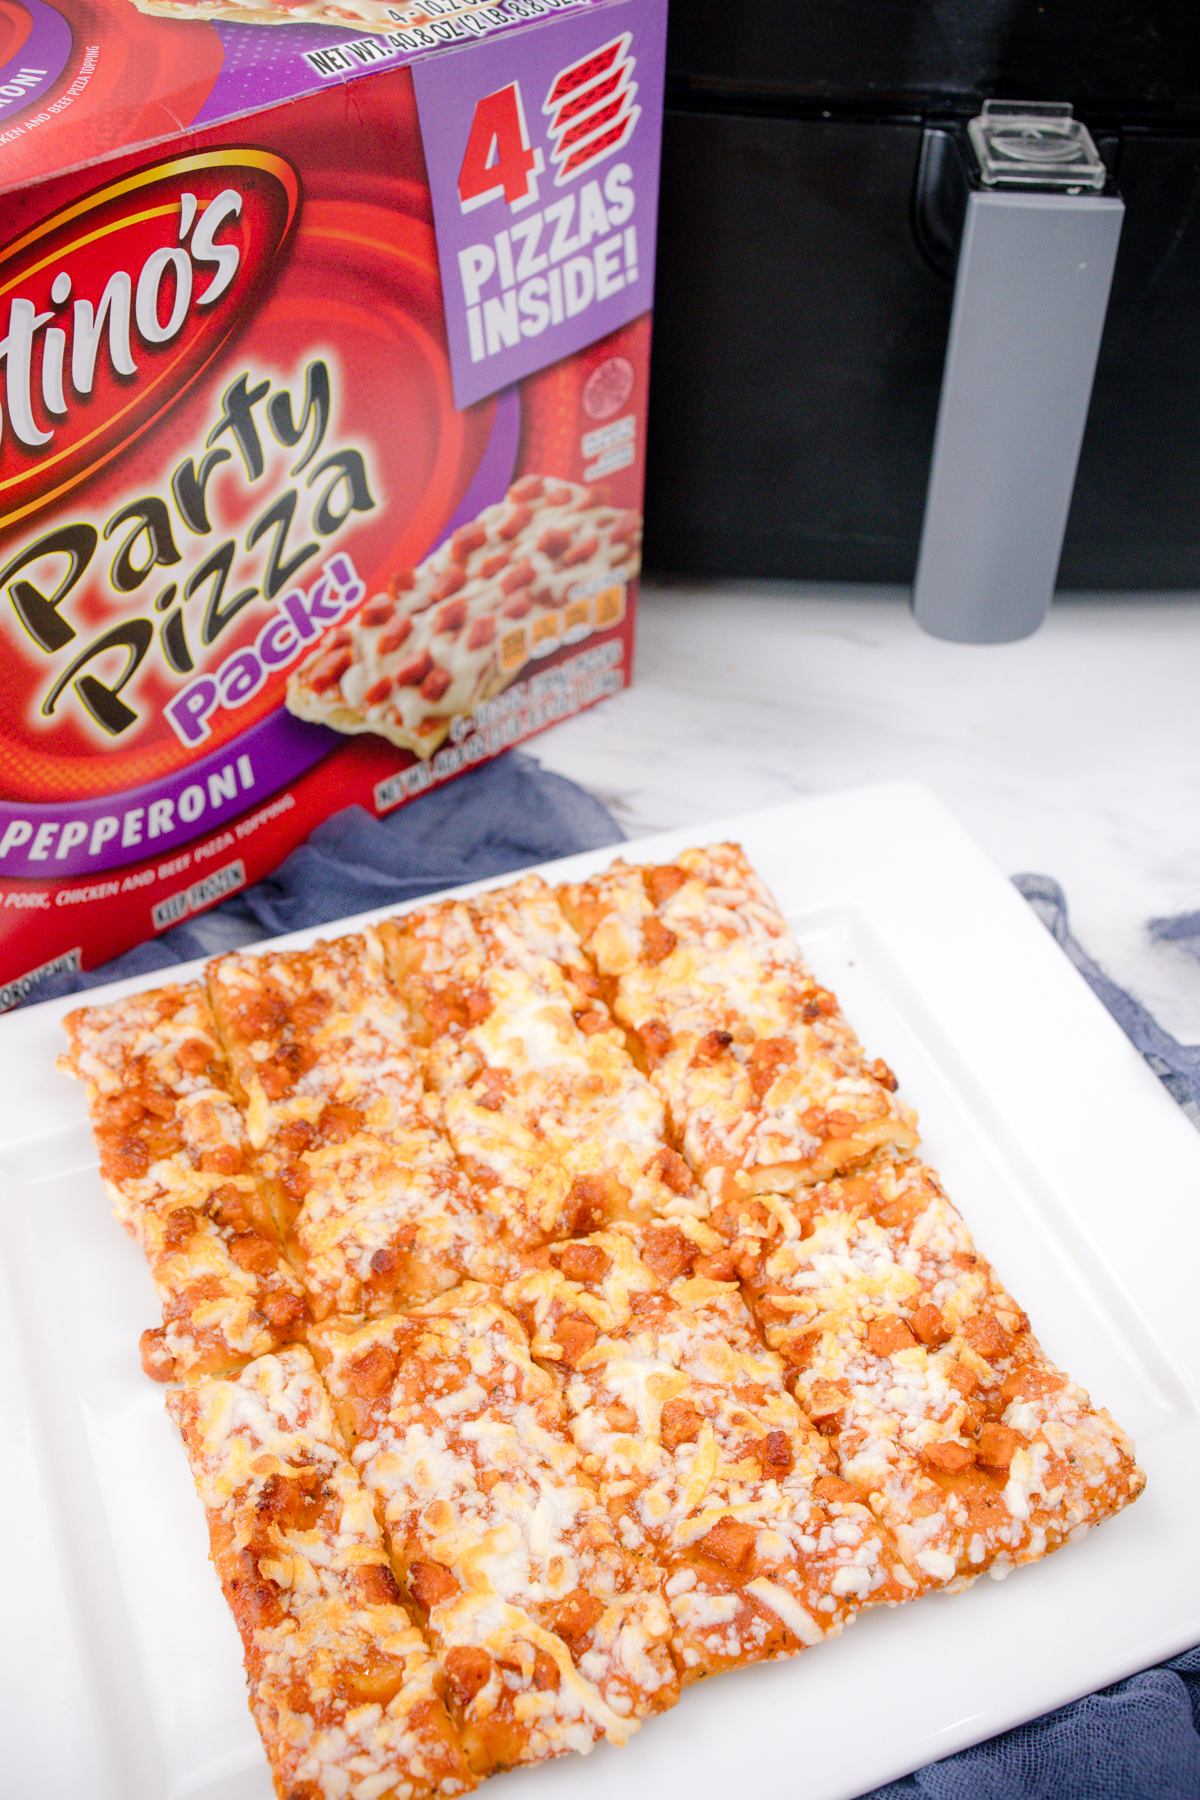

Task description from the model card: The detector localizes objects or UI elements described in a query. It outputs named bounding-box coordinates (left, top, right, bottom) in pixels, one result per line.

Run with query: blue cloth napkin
left=22, top=750, right=624, bottom=1003
left=20, top=767, right=1200, bottom=1797
left=1014, top=873, right=1200, bottom=1133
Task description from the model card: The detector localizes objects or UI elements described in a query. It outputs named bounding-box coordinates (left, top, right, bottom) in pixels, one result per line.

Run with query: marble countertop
left=534, top=580, right=1200, bottom=1044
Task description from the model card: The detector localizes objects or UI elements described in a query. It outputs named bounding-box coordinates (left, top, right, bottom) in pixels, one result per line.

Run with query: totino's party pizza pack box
left=0, top=0, right=664, bottom=1004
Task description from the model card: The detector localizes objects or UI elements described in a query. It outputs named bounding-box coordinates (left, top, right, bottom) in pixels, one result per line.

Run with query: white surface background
left=534, top=581, right=1200, bottom=1044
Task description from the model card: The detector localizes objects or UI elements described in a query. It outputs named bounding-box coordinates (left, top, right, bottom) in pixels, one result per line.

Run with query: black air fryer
left=643, top=1, right=1200, bottom=601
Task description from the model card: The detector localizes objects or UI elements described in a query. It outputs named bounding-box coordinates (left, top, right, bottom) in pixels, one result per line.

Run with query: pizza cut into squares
left=206, top=931, right=503, bottom=1320
left=504, top=1220, right=918, bottom=1681
left=167, top=1347, right=475, bottom=1800
left=59, top=985, right=308, bottom=1382
left=287, top=477, right=641, bottom=759
left=377, top=876, right=707, bottom=1252
left=559, top=844, right=920, bottom=1202
left=311, top=1286, right=678, bottom=1775
left=718, top=1158, right=1146, bottom=1589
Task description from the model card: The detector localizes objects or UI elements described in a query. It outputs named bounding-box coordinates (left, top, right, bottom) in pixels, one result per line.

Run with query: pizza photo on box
left=287, top=475, right=642, bottom=759
left=124, top=0, right=501, bottom=34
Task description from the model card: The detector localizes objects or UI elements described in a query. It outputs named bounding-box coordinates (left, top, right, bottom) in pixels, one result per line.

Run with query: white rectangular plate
left=3, top=779, right=1198, bottom=1800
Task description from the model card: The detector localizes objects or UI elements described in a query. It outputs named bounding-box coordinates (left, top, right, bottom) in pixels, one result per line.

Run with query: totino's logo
left=0, top=150, right=299, bottom=534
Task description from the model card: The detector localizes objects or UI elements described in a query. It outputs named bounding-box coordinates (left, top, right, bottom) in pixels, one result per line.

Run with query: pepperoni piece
left=498, top=503, right=533, bottom=540
left=558, top=1241, right=612, bottom=1283
left=388, top=569, right=416, bottom=595
left=555, top=1588, right=603, bottom=1648
left=433, top=597, right=468, bottom=635
left=545, top=484, right=573, bottom=505
left=361, top=595, right=394, bottom=627
left=229, top=1231, right=278, bottom=1274
left=345, top=1344, right=398, bottom=1399
left=641, top=1225, right=695, bottom=1280
left=501, top=594, right=534, bottom=620
left=561, top=534, right=599, bottom=567
left=353, top=1563, right=403, bottom=1607
left=444, top=1646, right=492, bottom=1705
left=912, top=1303, right=951, bottom=1347
left=377, top=616, right=413, bottom=657
left=609, top=510, right=640, bottom=544
left=963, top=1315, right=1012, bottom=1360
left=429, top=565, right=466, bottom=602
left=922, top=1440, right=976, bottom=1474
left=645, top=864, right=687, bottom=904
left=364, top=676, right=393, bottom=706
left=553, top=1313, right=598, bottom=1368
left=642, top=916, right=677, bottom=964
left=537, top=527, right=573, bottom=560
left=866, top=1315, right=919, bottom=1357
left=451, top=521, right=487, bottom=561
left=813, top=1475, right=862, bottom=1506
left=420, top=665, right=453, bottom=703
left=573, top=1008, right=608, bottom=1035
left=204, top=1183, right=251, bottom=1229
left=509, top=474, right=545, bottom=502
left=467, top=616, right=496, bottom=650
left=163, top=1205, right=199, bottom=1253
left=660, top=1398, right=704, bottom=1451
left=692, top=1249, right=736, bottom=1282
left=479, top=550, right=510, bottom=578
left=177, top=1037, right=215, bottom=1074
left=806, top=1382, right=848, bottom=1435
left=977, top=1424, right=1021, bottom=1472
left=408, top=1559, right=458, bottom=1612
left=196, top=1139, right=243, bottom=1176
left=261, top=1290, right=307, bottom=1333
left=306, top=648, right=351, bottom=694
left=500, top=559, right=535, bottom=594
left=566, top=1173, right=610, bottom=1233
left=699, top=1516, right=756, bottom=1570
left=1000, top=1363, right=1064, bottom=1406
left=317, top=1102, right=363, bottom=1144
left=392, top=650, right=434, bottom=689
left=755, top=1430, right=795, bottom=1477
left=653, top=1147, right=693, bottom=1194
left=533, top=1651, right=560, bottom=1691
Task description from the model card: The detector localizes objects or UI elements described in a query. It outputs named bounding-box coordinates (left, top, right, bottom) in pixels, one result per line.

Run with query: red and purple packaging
left=0, top=0, right=665, bottom=1004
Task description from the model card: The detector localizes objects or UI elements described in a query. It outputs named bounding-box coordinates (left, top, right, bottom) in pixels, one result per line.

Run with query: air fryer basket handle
left=913, top=159, right=1124, bottom=643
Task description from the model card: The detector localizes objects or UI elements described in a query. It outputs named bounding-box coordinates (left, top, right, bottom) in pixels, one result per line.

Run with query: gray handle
left=913, top=187, right=1124, bottom=643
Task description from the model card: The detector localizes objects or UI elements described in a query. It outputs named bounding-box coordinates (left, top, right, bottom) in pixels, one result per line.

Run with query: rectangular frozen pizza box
left=0, top=0, right=664, bottom=1001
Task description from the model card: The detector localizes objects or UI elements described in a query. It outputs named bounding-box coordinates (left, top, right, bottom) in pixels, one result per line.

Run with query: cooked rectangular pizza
left=378, top=875, right=706, bottom=1251
left=59, top=984, right=308, bottom=1381
left=58, top=838, right=1146, bottom=1797
left=559, top=844, right=921, bottom=1201
left=167, top=1347, right=475, bottom=1799
left=312, top=1285, right=678, bottom=1774
left=207, top=930, right=503, bottom=1318
left=505, top=1220, right=918, bottom=1678
left=287, top=479, right=640, bottom=759
left=718, top=1157, right=1145, bottom=1585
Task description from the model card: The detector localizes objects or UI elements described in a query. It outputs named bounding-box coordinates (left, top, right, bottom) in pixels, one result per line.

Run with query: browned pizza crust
left=59, top=840, right=1146, bottom=1797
